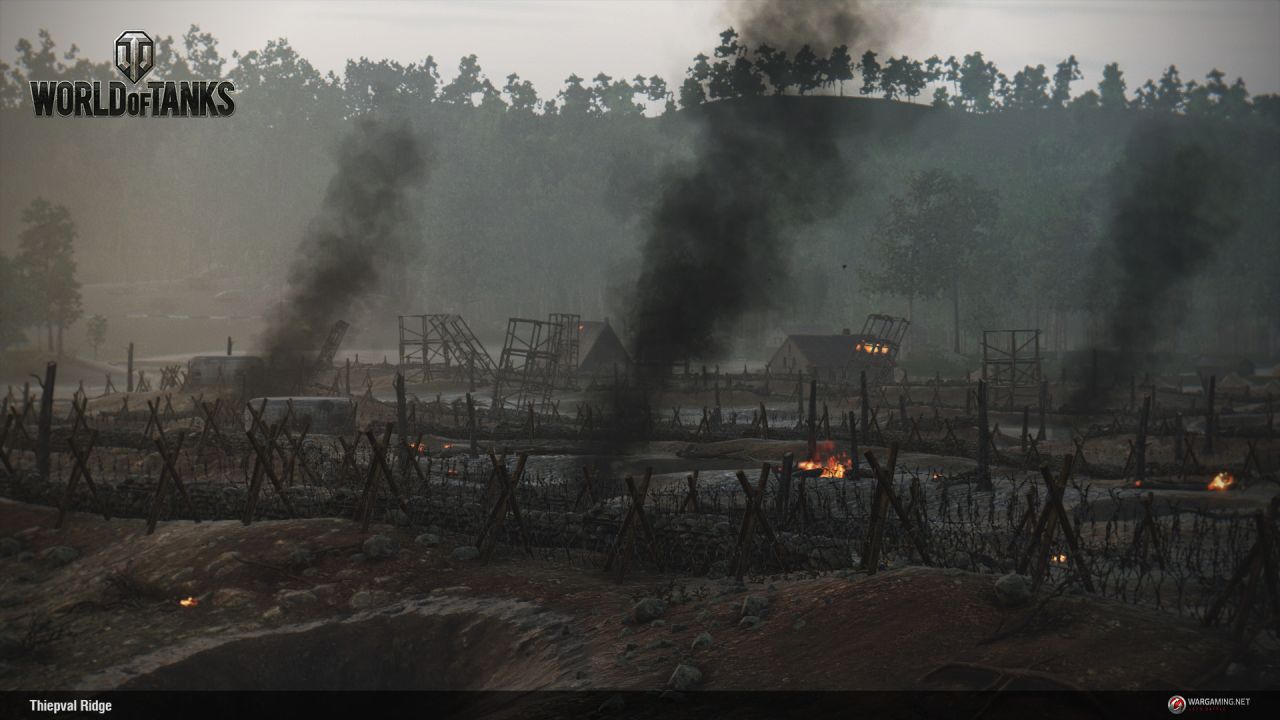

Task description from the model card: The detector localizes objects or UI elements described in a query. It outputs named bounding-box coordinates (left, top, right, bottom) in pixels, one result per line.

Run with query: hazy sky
left=1, top=0, right=1277, bottom=98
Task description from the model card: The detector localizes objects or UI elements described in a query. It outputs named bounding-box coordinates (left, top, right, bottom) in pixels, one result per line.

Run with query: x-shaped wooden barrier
left=355, top=423, right=410, bottom=532
left=730, top=463, right=789, bottom=582
left=679, top=471, right=701, bottom=514
left=862, top=445, right=933, bottom=573
left=476, top=451, right=532, bottom=563
left=1130, top=492, right=1166, bottom=568
left=1203, top=499, right=1279, bottom=640
left=0, top=412, right=16, bottom=475
left=57, top=429, right=106, bottom=528
left=243, top=411, right=298, bottom=525
left=572, top=466, right=598, bottom=511
left=1019, top=454, right=1095, bottom=592
left=605, top=468, right=661, bottom=580
left=145, top=430, right=198, bottom=535
left=1071, top=436, right=1092, bottom=476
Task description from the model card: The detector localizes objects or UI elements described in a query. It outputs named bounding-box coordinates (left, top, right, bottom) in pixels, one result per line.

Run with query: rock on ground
left=994, top=573, right=1032, bottom=607
left=450, top=546, right=480, bottom=562
left=362, top=534, right=399, bottom=560
left=414, top=533, right=440, bottom=547
left=668, top=663, right=702, bottom=691
left=633, top=597, right=667, bottom=624
left=741, top=595, right=768, bottom=618
left=37, top=546, right=79, bottom=567
left=691, top=632, right=713, bottom=650
left=0, top=538, right=21, bottom=558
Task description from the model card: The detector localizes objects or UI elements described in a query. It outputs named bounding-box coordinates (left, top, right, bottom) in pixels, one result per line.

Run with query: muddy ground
left=2, top=497, right=1272, bottom=709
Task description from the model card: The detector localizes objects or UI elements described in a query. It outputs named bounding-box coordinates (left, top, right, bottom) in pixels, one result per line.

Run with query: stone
left=739, top=615, right=761, bottom=629
left=0, top=538, right=20, bottom=558
left=386, top=509, right=410, bottom=526
left=362, top=534, right=399, bottom=560
left=668, top=663, right=702, bottom=691
left=994, top=573, right=1032, bottom=608
left=261, top=606, right=285, bottom=624
left=450, top=546, right=480, bottom=562
left=37, top=546, right=78, bottom=567
left=691, top=632, right=713, bottom=650
left=277, top=590, right=318, bottom=608
left=287, top=546, right=315, bottom=568
left=633, top=597, right=667, bottom=624
left=349, top=590, right=390, bottom=610
left=741, top=595, right=768, bottom=618
left=414, top=533, right=440, bottom=548
left=211, top=588, right=255, bottom=608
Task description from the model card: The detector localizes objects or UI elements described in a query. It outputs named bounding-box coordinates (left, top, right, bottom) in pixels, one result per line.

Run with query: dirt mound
left=81, top=594, right=585, bottom=691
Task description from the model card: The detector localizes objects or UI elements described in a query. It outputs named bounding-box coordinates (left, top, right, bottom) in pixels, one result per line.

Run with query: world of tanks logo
left=28, top=30, right=235, bottom=117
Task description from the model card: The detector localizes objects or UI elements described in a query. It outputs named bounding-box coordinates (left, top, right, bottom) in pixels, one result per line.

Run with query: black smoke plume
left=260, top=120, right=429, bottom=388
left=1070, top=119, right=1237, bottom=408
left=731, top=0, right=909, bottom=52
left=628, top=0, right=905, bottom=389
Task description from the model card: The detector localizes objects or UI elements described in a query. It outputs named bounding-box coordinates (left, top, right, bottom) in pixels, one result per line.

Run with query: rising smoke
left=731, top=0, right=909, bottom=52
left=1070, top=118, right=1238, bottom=407
left=627, top=0, right=905, bottom=385
left=260, top=119, right=429, bottom=384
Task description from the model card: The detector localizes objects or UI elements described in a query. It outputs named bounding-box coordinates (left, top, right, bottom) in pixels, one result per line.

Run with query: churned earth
left=1, top=495, right=1263, bottom=717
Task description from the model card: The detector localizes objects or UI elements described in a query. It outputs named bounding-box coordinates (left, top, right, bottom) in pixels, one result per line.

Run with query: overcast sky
left=2, top=0, right=1277, bottom=98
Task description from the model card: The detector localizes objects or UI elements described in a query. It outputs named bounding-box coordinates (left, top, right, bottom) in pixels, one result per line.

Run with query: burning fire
left=1050, top=553, right=1068, bottom=565
left=854, top=342, right=891, bottom=355
left=414, top=442, right=428, bottom=455
left=1208, top=472, right=1236, bottom=491
left=178, top=596, right=199, bottom=608
left=442, top=443, right=453, bottom=449
left=797, top=442, right=852, bottom=478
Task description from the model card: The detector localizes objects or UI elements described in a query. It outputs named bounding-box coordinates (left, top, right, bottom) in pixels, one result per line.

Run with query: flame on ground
left=798, top=442, right=852, bottom=478
left=1050, top=553, right=1068, bottom=565
left=1208, top=472, right=1236, bottom=491
left=178, top=596, right=199, bottom=608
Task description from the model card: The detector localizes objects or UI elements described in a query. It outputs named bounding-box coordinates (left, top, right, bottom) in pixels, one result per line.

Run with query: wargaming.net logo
left=29, top=30, right=235, bottom=117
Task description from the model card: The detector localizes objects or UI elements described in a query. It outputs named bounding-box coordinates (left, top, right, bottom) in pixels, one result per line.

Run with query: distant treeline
left=1, top=26, right=1276, bottom=123
left=0, top=27, right=1276, bottom=360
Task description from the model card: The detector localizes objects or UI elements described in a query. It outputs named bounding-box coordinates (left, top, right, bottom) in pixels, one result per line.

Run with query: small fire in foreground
left=178, top=596, right=199, bottom=608
left=1208, top=472, right=1236, bottom=491
left=798, top=443, right=852, bottom=478
left=1050, top=553, right=1068, bottom=565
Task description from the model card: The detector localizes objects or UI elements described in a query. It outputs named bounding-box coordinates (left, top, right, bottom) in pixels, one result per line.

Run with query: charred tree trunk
left=977, top=380, right=991, bottom=491
left=1204, top=375, right=1216, bottom=456
left=860, top=370, right=869, bottom=437
left=1136, top=395, right=1151, bottom=483
left=126, top=342, right=134, bottom=393
left=952, top=279, right=961, bottom=355
left=36, top=362, right=55, bottom=481
left=806, top=378, right=817, bottom=461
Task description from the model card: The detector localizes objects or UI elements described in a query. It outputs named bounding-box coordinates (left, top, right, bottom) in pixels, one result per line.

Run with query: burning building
left=768, top=314, right=909, bottom=383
